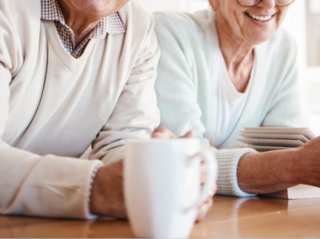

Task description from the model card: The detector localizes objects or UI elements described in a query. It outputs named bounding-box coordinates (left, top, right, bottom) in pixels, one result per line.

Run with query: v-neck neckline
left=44, top=21, right=99, bottom=68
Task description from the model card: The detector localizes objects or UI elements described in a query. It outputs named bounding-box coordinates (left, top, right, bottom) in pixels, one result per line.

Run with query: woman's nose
left=257, top=0, right=276, bottom=8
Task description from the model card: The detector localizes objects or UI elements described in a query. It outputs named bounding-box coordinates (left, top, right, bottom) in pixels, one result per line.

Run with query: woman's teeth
left=247, top=13, right=273, bottom=22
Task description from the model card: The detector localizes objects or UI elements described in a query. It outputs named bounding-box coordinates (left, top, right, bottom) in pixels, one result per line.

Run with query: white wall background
left=135, top=0, right=208, bottom=12
left=135, top=0, right=182, bottom=12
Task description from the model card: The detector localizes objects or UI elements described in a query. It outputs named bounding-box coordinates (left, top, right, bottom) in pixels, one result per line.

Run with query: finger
left=181, top=130, right=195, bottom=138
left=195, top=186, right=216, bottom=222
left=211, top=185, right=217, bottom=196
left=200, top=162, right=207, bottom=185
left=151, top=127, right=176, bottom=138
left=196, top=197, right=213, bottom=222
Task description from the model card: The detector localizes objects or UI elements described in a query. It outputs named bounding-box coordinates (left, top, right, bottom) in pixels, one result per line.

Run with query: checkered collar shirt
left=41, top=0, right=126, bottom=58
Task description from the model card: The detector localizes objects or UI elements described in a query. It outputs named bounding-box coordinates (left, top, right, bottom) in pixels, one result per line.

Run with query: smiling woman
left=211, top=0, right=292, bottom=47
left=154, top=0, right=320, bottom=197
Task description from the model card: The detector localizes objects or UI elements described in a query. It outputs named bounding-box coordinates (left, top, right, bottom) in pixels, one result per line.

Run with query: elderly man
left=0, top=0, right=160, bottom=219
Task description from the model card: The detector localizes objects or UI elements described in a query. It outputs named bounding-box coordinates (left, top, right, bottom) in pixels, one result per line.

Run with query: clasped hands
left=90, top=127, right=216, bottom=222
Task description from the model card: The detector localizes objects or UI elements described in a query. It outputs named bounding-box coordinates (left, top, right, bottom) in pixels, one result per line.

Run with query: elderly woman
left=154, top=0, right=320, bottom=197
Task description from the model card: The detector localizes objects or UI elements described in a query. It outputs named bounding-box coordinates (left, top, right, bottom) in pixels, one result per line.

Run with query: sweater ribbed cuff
left=86, top=161, right=103, bottom=219
left=215, top=147, right=257, bottom=197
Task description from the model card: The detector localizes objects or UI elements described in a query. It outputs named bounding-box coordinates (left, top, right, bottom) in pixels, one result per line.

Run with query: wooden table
left=1, top=196, right=319, bottom=238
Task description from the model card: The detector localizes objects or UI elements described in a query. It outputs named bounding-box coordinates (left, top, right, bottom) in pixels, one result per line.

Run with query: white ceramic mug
left=124, top=138, right=217, bottom=238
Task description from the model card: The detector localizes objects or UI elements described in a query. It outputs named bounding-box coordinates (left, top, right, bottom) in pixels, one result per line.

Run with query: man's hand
left=152, top=127, right=216, bottom=222
left=90, top=161, right=127, bottom=218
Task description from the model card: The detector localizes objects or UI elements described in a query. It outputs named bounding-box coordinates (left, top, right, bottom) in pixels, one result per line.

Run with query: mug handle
left=184, top=146, right=217, bottom=212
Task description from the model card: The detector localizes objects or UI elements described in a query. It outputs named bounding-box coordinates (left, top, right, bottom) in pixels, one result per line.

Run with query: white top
left=154, top=10, right=306, bottom=197
left=215, top=54, right=247, bottom=146
left=0, top=0, right=160, bottom=218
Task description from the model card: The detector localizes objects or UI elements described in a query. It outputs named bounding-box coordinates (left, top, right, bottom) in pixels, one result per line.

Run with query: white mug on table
left=124, top=138, right=217, bottom=238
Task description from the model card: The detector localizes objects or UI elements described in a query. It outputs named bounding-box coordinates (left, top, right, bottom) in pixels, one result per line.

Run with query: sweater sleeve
left=154, top=12, right=256, bottom=197
left=214, top=147, right=256, bottom=197
left=0, top=142, right=103, bottom=219
left=0, top=69, right=103, bottom=218
left=89, top=14, right=160, bottom=165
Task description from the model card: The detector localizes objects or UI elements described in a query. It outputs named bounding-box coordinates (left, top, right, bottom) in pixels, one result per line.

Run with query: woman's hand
left=152, top=127, right=216, bottom=222
left=152, top=127, right=194, bottom=138
left=238, top=135, right=320, bottom=194
left=296, top=136, right=320, bottom=187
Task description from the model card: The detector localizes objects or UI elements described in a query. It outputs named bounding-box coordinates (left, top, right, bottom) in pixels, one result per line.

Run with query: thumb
left=181, top=131, right=195, bottom=138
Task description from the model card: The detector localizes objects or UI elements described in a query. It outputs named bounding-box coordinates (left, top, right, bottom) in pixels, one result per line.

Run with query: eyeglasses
left=237, top=0, right=295, bottom=7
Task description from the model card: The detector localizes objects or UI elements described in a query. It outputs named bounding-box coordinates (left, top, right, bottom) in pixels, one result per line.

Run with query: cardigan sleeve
left=262, top=37, right=306, bottom=127
left=154, top=12, right=206, bottom=137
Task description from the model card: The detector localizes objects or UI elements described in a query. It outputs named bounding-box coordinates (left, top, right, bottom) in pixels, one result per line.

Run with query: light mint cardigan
left=154, top=10, right=306, bottom=197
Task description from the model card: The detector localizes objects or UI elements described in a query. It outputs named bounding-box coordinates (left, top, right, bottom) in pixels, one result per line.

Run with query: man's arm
left=88, top=11, right=160, bottom=218
left=89, top=16, right=160, bottom=165
left=0, top=60, right=104, bottom=219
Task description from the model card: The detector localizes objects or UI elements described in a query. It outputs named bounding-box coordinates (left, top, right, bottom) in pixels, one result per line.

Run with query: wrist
left=290, top=146, right=305, bottom=185
left=90, top=161, right=127, bottom=218
left=271, top=147, right=301, bottom=186
left=90, top=167, right=104, bottom=215
left=88, top=163, right=103, bottom=218
left=237, top=148, right=300, bottom=194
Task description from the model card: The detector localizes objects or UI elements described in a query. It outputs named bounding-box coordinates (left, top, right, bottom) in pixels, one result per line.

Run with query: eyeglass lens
left=237, top=0, right=294, bottom=7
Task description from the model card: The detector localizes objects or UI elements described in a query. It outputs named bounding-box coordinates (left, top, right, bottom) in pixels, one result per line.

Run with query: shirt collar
left=40, top=0, right=126, bottom=37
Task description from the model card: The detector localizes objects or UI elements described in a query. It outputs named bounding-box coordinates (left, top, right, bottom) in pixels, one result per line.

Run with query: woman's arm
left=238, top=137, right=320, bottom=194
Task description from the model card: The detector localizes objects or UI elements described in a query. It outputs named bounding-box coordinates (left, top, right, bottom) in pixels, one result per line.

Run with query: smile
left=245, top=12, right=275, bottom=22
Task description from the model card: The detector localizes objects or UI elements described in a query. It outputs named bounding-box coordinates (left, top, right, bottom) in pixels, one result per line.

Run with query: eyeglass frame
left=236, top=0, right=295, bottom=7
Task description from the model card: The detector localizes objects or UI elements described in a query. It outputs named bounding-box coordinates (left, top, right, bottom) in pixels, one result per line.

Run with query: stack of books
left=239, top=127, right=315, bottom=152
left=239, top=127, right=320, bottom=199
